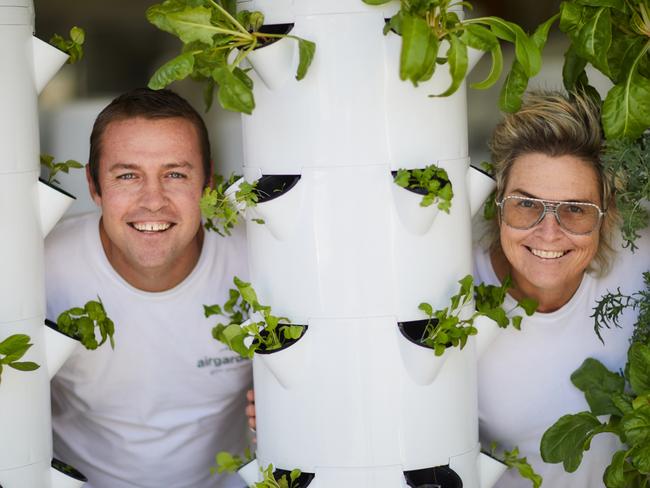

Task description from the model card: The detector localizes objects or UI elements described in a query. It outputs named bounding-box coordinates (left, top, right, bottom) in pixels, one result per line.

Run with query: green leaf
left=603, top=67, right=650, bottom=140
left=2, top=343, right=32, bottom=364
left=622, top=407, right=650, bottom=447
left=0, top=334, right=30, bottom=355
left=503, top=446, right=543, bottom=488
left=575, top=0, right=624, bottom=8
left=629, top=343, right=650, bottom=396
left=607, top=34, right=642, bottom=84
left=462, top=24, right=499, bottom=51
left=563, top=44, right=588, bottom=90
left=603, top=450, right=629, bottom=488
left=518, top=298, right=538, bottom=316
left=571, top=357, right=624, bottom=393
left=575, top=7, right=612, bottom=76
left=146, top=4, right=218, bottom=45
left=400, top=13, right=438, bottom=85
left=295, top=38, right=316, bottom=81
left=559, top=2, right=589, bottom=38
left=148, top=52, right=196, bottom=90
left=362, top=0, right=393, bottom=4
left=499, top=60, right=528, bottom=112
left=8, top=361, right=40, bottom=372
left=431, top=33, right=468, bottom=97
left=212, top=66, right=255, bottom=115
left=470, top=44, right=503, bottom=90
left=204, top=304, right=223, bottom=317
left=631, top=443, right=650, bottom=475
left=540, top=412, right=603, bottom=472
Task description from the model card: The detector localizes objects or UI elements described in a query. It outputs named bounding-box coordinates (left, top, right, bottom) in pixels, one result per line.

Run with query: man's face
left=89, top=116, right=206, bottom=291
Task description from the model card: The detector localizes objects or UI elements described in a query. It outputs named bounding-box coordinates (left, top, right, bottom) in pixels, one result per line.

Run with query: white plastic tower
left=0, top=1, right=85, bottom=486
left=233, top=1, right=506, bottom=487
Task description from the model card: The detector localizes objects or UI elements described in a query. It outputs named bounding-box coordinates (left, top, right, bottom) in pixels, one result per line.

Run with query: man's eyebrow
left=509, top=189, right=596, bottom=203
left=107, top=161, right=194, bottom=172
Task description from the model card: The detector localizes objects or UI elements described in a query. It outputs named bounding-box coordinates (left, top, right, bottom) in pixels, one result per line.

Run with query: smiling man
left=45, top=88, right=251, bottom=488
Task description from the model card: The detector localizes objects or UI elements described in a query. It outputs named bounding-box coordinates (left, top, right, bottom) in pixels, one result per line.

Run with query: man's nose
left=139, top=178, right=168, bottom=212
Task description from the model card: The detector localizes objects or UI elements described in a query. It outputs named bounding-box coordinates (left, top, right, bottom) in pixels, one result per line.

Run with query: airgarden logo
left=197, top=354, right=249, bottom=371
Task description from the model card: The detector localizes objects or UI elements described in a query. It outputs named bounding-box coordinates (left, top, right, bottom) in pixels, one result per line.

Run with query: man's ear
left=86, top=164, right=102, bottom=207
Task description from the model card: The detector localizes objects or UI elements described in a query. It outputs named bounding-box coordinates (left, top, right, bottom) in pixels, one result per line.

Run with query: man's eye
left=168, top=172, right=186, bottom=179
left=117, top=173, right=136, bottom=180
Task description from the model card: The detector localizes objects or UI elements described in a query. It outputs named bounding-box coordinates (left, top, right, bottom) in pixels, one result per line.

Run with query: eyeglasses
left=496, top=195, right=605, bottom=235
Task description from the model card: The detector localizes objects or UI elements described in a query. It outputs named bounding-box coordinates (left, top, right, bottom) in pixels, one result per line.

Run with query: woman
left=475, top=91, right=650, bottom=487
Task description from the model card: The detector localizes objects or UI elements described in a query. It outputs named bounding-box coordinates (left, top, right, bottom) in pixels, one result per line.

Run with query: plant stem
left=206, top=0, right=251, bottom=36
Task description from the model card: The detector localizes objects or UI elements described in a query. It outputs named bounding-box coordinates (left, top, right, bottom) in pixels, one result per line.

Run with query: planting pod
left=256, top=325, right=310, bottom=389
left=473, top=314, right=502, bottom=359
left=237, top=459, right=261, bottom=486
left=390, top=175, right=440, bottom=236
left=466, top=166, right=495, bottom=218
left=44, top=319, right=79, bottom=379
left=477, top=452, right=508, bottom=488
left=38, top=179, right=76, bottom=237
left=397, top=320, right=450, bottom=385
left=247, top=35, right=297, bottom=91
left=50, top=459, right=87, bottom=488
left=32, top=37, right=69, bottom=94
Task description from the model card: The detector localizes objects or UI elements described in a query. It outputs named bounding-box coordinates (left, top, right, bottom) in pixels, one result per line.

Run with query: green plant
left=146, top=0, right=316, bottom=114
left=418, top=274, right=537, bottom=356
left=557, top=0, right=650, bottom=140
left=363, top=0, right=556, bottom=112
left=489, top=442, right=543, bottom=488
left=56, top=298, right=115, bottom=351
left=40, top=153, right=84, bottom=186
left=200, top=174, right=262, bottom=237
left=49, top=26, right=85, bottom=64
left=602, top=133, right=650, bottom=251
left=540, top=342, right=650, bottom=488
left=394, top=164, right=453, bottom=212
left=0, top=334, right=39, bottom=385
left=214, top=451, right=303, bottom=488
left=206, top=277, right=304, bottom=358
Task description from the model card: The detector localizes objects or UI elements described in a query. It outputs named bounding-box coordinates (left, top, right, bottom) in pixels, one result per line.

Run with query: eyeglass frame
left=495, top=195, right=606, bottom=235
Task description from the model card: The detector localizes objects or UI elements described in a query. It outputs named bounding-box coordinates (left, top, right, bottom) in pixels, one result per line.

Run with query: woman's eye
left=518, top=199, right=536, bottom=208
left=566, top=204, right=584, bottom=214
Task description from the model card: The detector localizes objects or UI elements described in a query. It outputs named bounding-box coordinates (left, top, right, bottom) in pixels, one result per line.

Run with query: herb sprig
left=214, top=451, right=302, bottom=488
left=394, top=164, right=454, bottom=212
left=364, top=0, right=556, bottom=112
left=40, top=153, right=84, bottom=186
left=146, top=0, right=316, bottom=114
left=0, top=334, right=39, bottom=385
left=541, top=343, right=650, bottom=487
left=56, top=298, right=115, bottom=350
left=200, top=174, right=262, bottom=237
left=418, top=274, right=537, bottom=356
left=49, top=26, right=85, bottom=64
left=206, top=277, right=304, bottom=358
left=489, top=442, right=543, bottom=488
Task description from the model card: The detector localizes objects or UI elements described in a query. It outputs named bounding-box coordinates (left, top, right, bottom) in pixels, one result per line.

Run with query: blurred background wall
left=35, top=0, right=605, bottom=216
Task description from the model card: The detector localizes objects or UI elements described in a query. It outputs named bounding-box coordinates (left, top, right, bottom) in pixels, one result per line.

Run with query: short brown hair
left=88, top=88, right=211, bottom=194
left=487, top=90, right=619, bottom=275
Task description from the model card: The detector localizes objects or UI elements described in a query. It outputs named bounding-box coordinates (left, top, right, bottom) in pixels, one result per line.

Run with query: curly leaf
left=148, top=52, right=196, bottom=90
left=146, top=4, right=217, bottom=45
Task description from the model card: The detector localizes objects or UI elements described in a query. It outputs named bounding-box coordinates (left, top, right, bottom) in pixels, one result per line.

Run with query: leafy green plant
left=394, top=164, right=454, bottom=212
left=214, top=451, right=303, bottom=488
left=146, top=0, right=316, bottom=114
left=49, top=26, right=85, bottom=64
left=418, top=274, right=537, bottom=356
left=540, top=342, right=650, bottom=488
left=0, top=334, right=39, bottom=385
left=592, top=271, right=650, bottom=345
left=206, top=277, right=304, bottom=358
left=363, top=0, right=556, bottom=112
left=557, top=0, right=650, bottom=140
left=56, top=298, right=115, bottom=351
left=40, top=153, right=84, bottom=186
left=489, top=442, right=543, bottom=488
left=200, top=174, right=262, bottom=237
left=602, top=133, right=650, bottom=250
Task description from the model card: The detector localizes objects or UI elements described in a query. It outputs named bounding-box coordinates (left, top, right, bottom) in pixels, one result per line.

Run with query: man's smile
left=129, top=221, right=174, bottom=233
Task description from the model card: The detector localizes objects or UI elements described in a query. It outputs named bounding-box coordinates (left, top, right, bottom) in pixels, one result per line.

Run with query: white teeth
left=132, top=222, right=171, bottom=232
left=530, top=248, right=566, bottom=259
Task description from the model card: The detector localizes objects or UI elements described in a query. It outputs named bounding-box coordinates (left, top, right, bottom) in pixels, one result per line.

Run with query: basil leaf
left=0, top=334, right=30, bottom=355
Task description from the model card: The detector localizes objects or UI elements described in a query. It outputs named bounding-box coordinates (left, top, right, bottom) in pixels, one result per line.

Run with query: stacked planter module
left=234, top=1, right=505, bottom=487
left=0, top=1, right=85, bottom=487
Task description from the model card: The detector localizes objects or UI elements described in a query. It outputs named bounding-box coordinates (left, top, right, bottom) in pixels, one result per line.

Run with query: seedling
left=40, top=153, right=84, bottom=186
left=394, top=164, right=453, bottom=212
left=418, top=274, right=537, bottom=356
left=205, top=277, right=304, bottom=358
left=49, top=26, right=85, bottom=64
left=489, top=442, right=542, bottom=488
left=214, top=451, right=303, bottom=488
left=56, top=298, right=115, bottom=351
left=0, top=334, right=39, bottom=385
left=363, top=0, right=556, bottom=112
left=146, top=0, right=316, bottom=114
left=541, top=342, right=650, bottom=488
left=200, top=174, right=262, bottom=237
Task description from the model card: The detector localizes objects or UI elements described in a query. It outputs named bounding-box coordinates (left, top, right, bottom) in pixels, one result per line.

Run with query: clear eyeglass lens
left=502, top=197, right=600, bottom=234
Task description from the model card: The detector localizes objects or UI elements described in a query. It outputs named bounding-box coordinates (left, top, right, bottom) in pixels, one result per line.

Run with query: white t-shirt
left=475, top=231, right=650, bottom=488
left=45, top=212, right=252, bottom=488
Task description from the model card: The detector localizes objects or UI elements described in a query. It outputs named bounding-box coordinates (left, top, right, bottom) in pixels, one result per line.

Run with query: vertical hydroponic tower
left=0, top=1, right=85, bottom=487
left=235, top=1, right=505, bottom=487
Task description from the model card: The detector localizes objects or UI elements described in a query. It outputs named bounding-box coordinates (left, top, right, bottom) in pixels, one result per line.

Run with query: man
left=45, top=88, right=251, bottom=488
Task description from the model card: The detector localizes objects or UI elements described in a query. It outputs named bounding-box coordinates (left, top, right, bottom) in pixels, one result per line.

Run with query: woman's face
left=498, top=153, right=602, bottom=305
